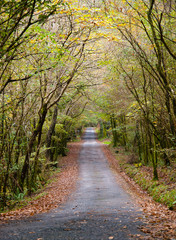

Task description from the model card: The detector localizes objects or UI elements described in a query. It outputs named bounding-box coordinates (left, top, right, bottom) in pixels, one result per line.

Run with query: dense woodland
left=0, top=0, right=176, bottom=210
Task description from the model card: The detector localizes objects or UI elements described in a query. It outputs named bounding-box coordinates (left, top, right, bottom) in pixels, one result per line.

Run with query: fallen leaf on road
left=109, top=237, right=114, bottom=239
left=79, top=220, right=87, bottom=224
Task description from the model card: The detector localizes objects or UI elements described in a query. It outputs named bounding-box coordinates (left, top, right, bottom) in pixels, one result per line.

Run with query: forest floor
left=101, top=143, right=176, bottom=240
left=0, top=141, right=82, bottom=223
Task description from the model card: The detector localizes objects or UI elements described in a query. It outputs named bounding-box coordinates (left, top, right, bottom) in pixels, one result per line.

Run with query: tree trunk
left=20, top=104, right=48, bottom=190
left=110, top=115, right=118, bottom=147
left=45, top=105, right=58, bottom=162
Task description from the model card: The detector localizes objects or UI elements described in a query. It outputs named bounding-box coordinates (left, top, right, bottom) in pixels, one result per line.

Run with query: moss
left=103, top=141, right=112, bottom=145
left=160, top=189, right=176, bottom=208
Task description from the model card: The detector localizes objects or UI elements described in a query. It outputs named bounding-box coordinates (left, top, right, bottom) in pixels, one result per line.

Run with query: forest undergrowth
left=0, top=141, right=81, bottom=223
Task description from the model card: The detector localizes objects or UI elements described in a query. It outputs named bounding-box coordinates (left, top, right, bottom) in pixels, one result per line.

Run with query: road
left=0, top=128, right=147, bottom=240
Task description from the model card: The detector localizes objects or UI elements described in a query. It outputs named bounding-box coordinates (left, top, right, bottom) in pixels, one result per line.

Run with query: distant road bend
left=0, top=128, right=147, bottom=240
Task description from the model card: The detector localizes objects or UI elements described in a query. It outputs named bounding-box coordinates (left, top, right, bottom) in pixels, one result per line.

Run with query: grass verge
left=105, top=143, right=176, bottom=210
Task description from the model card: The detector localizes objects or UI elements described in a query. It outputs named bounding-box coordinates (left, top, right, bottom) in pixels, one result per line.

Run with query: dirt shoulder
left=101, top=143, right=176, bottom=240
left=0, top=141, right=82, bottom=224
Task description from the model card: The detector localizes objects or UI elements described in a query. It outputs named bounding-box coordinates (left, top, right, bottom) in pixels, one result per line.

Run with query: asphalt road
left=0, top=128, right=147, bottom=240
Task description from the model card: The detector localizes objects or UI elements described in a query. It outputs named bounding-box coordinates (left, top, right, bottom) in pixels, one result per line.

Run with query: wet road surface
left=0, top=128, right=147, bottom=240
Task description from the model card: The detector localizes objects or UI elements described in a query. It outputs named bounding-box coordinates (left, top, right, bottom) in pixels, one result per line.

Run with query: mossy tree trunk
left=110, top=114, right=118, bottom=147
left=45, top=105, right=58, bottom=162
